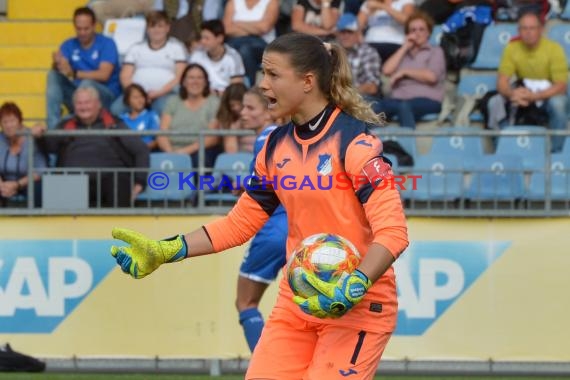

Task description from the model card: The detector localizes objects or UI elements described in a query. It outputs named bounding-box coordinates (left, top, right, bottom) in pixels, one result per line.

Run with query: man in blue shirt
left=46, top=7, right=121, bottom=129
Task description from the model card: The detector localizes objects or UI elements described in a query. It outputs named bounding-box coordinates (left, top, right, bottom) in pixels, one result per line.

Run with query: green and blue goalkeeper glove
left=293, top=269, right=372, bottom=318
left=110, top=227, right=188, bottom=279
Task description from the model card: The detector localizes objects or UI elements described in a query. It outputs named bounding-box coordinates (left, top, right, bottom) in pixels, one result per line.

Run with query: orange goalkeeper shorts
left=246, top=306, right=392, bottom=380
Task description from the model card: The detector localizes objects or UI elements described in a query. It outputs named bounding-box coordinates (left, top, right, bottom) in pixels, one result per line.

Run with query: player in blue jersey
left=236, top=87, right=287, bottom=352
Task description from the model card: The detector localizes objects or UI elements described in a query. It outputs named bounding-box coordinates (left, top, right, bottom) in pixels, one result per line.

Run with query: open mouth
left=266, top=96, right=277, bottom=109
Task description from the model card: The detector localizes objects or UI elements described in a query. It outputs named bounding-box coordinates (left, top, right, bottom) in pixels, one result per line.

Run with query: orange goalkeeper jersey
left=205, top=107, right=408, bottom=333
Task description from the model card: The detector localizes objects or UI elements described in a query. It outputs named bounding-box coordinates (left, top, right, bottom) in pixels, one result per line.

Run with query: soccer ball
left=287, top=233, right=361, bottom=298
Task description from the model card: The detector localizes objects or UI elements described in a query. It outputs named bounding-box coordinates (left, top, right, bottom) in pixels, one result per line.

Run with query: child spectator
left=120, top=84, right=161, bottom=151
left=112, top=11, right=188, bottom=116
left=189, top=19, right=246, bottom=95
left=210, top=83, right=252, bottom=153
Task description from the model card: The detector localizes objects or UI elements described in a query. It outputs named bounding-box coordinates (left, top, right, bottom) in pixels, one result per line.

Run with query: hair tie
left=323, top=42, right=332, bottom=55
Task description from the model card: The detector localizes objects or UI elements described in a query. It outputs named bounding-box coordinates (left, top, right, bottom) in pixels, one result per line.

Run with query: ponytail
left=327, top=43, right=384, bottom=126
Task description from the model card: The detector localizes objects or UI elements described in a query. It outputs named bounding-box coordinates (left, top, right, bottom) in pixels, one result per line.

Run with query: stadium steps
left=0, top=94, right=45, bottom=119
left=0, top=0, right=82, bottom=121
left=0, top=71, right=46, bottom=95
left=7, top=0, right=85, bottom=20
left=0, top=47, right=53, bottom=69
left=0, top=21, right=73, bottom=45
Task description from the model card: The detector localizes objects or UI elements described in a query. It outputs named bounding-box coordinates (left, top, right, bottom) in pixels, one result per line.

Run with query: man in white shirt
left=189, top=19, right=246, bottom=94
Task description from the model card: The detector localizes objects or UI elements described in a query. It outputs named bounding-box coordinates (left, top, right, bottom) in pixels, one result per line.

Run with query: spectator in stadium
left=234, top=87, right=287, bottom=352
left=46, top=6, right=121, bottom=130
left=275, top=0, right=295, bottom=36
left=335, top=13, right=383, bottom=102
left=110, top=32, right=408, bottom=379
left=290, top=0, right=342, bottom=41
left=374, top=11, right=445, bottom=128
left=208, top=83, right=252, bottom=153
left=156, top=63, right=222, bottom=167
left=0, top=102, right=46, bottom=208
left=345, top=0, right=365, bottom=14
left=88, top=0, right=154, bottom=25
left=119, top=84, right=161, bottom=151
left=42, top=86, right=149, bottom=208
left=111, top=11, right=188, bottom=116
left=496, top=10, right=568, bottom=152
left=495, top=0, right=550, bottom=21
left=223, top=0, right=280, bottom=87
left=357, top=0, right=416, bottom=63
left=154, top=0, right=225, bottom=44
left=189, top=19, right=246, bottom=95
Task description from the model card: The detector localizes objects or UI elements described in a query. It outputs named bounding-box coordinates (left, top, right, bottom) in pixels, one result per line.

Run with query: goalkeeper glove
left=110, top=227, right=188, bottom=279
left=293, top=269, right=372, bottom=319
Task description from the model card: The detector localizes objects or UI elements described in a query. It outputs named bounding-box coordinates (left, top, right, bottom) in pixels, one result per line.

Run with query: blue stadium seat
left=561, top=1, right=570, bottom=20
left=547, top=23, right=570, bottom=68
left=137, top=152, right=195, bottom=202
left=404, top=154, right=464, bottom=201
left=527, top=153, right=570, bottom=200
left=429, top=24, right=444, bottom=46
left=495, top=126, right=548, bottom=170
left=376, top=126, right=417, bottom=164
left=562, top=134, right=570, bottom=154
left=427, top=127, right=485, bottom=170
left=470, top=23, right=518, bottom=69
left=457, top=72, right=497, bottom=97
left=466, top=154, right=525, bottom=200
left=456, top=72, right=497, bottom=121
left=204, top=152, right=253, bottom=204
left=383, top=153, right=399, bottom=174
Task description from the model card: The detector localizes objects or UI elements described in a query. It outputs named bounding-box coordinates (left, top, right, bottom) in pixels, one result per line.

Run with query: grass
left=0, top=375, right=569, bottom=380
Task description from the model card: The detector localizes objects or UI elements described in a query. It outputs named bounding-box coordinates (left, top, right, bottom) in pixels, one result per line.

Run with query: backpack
left=383, top=140, right=414, bottom=167
left=440, top=21, right=487, bottom=72
left=478, top=89, right=549, bottom=129
left=0, top=343, right=45, bottom=372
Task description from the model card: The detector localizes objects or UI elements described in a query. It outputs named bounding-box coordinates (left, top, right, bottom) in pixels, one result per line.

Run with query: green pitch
left=0, top=375, right=569, bottom=380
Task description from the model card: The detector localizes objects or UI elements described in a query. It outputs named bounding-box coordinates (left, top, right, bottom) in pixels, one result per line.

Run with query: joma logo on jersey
left=0, top=240, right=116, bottom=333
left=394, top=241, right=510, bottom=336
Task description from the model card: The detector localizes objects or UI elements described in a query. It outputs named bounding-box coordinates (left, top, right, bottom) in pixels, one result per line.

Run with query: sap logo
left=394, top=241, right=510, bottom=336
left=0, top=240, right=116, bottom=333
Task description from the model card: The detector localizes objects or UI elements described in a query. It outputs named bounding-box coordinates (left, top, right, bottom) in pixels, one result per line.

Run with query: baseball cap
left=336, top=13, right=358, bottom=32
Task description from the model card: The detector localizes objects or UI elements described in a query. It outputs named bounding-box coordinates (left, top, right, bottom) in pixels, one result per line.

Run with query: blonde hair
left=266, top=33, right=384, bottom=126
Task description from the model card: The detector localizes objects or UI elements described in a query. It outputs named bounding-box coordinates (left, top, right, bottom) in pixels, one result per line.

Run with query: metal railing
left=4, top=127, right=570, bottom=217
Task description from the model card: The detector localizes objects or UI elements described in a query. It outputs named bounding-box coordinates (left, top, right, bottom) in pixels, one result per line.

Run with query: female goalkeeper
left=111, top=32, right=408, bottom=380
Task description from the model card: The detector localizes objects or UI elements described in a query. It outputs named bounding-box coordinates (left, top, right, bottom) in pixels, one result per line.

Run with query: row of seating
left=392, top=152, right=570, bottom=202
left=378, top=126, right=568, bottom=167
left=137, top=152, right=253, bottom=204
left=139, top=129, right=570, bottom=206
left=430, top=21, right=570, bottom=70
